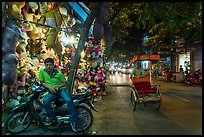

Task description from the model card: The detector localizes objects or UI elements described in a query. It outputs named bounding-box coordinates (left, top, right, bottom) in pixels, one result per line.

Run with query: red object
left=133, top=82, right=157, bottom=94
left=187, top=70, right=202, bottom=85
left=55, top=59, right=60, bottom=69
left=17, top=54, right=22, bottom=60
left=9, top=73, right=31, bottom=93
left=132, top=77, right=157, bottom=94
left=88, top=37, right=95, bottom=41
left=130, top=54, right=160, bottom=64
left=21, top=2, right=30, bottom=20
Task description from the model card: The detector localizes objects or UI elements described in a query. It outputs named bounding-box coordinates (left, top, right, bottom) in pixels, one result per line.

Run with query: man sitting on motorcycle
left=38, top=58, right=79, bottom=130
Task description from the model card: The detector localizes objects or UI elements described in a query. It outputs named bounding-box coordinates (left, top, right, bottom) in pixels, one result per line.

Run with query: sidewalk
left=151, top=78, right=202, bottom=93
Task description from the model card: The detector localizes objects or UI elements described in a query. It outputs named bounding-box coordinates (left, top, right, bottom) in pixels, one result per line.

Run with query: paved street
left=2, top=73, right=202, bottom=135
left=90, top=74, right=202, bottom=135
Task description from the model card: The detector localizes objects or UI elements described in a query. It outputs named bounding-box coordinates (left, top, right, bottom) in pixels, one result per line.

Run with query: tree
left=108, top=2, right=147, bottom=60
left=107, top=2, right=202, bottom=58
left=141, top=2, right=202, bottom=50
left=66, top=3, right=100, bottom=90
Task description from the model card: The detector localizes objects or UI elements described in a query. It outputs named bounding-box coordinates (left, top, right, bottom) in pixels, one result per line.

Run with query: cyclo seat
left=131, top=77, right=157, bottom=94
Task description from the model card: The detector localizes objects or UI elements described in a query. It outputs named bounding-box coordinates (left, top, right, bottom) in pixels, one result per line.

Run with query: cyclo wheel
left=130, top=90, right=137, bottom=111
left=5, top=111, right=33, bottom=134
left=155, top=96, right=162, bottom=111
left=149, top=94, right=162, bottom=111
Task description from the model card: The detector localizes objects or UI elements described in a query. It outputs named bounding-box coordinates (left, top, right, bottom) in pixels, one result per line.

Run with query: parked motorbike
left=186, top=69, right=202, bottom=86
left=5, top=77, right=97, bottom=134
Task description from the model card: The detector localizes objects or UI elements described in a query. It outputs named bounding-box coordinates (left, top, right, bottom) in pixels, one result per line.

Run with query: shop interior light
left=81, top=50, right=85, bottom=57
left=69, top=35, right=75, bottom=44
left=61, top=35, right=69, bottom=45
left=61, top=35, right=76, bottom=46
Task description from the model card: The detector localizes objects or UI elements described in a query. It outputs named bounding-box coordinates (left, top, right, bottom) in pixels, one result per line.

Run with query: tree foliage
left=108, top=2, right=202, bottom=58
left=141, top=2, right=202, bottom=47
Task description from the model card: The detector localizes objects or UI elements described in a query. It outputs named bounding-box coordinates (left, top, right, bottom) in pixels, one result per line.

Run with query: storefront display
left=2, top=2, right=108, bottom=116
left=178, top=52, right=190, bottom=72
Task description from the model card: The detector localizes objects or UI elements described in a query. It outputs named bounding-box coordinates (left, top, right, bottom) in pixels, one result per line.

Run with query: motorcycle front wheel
left=72, top=106, right=94, bottom=132
left=5, top=111, right=33, bottom=134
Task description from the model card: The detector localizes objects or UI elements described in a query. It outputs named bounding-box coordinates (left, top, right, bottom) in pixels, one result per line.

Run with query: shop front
left=2, top=2, right=110, bottom=124
left=191, top=47, right=202, bottom=72
left=178, top=52, right=190, bottom=73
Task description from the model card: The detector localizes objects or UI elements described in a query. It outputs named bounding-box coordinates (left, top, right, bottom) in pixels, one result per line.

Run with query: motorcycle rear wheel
left=5, top=111, right=33, bottom=134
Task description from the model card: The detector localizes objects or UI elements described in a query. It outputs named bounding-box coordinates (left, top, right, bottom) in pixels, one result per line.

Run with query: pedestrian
left=38, top=57, right=79, bottom=131
left=179, top=65, right=184, bottom=73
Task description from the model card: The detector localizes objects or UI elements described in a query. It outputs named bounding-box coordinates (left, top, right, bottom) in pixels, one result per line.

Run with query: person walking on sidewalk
left=179, top=65, right=184, bottom=73
left=38, top=57, right=79, bottom=131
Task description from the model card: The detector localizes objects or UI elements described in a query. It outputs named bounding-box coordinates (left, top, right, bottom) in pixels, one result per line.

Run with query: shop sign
left=130, top=54, right=160, bottom=64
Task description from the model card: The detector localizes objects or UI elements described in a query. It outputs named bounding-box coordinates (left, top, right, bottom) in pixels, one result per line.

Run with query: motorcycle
left=186, top=69, right=202, bottom=86
left=5, top=77, right=97, bottom=134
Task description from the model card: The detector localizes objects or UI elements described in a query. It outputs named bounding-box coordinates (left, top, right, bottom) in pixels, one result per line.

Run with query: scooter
left=186, top=69, right=202, bottom=86
left=5, top=77, right=97, bottom=134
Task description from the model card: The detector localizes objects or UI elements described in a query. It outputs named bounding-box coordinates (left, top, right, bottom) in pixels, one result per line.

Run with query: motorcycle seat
left=55, top=92, right=89, bottom=104
left=72, top=93, right=89, bottom=100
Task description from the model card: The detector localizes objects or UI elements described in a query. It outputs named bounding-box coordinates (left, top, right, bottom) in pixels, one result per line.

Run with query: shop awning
left=130, top=55, right=160, bottom=64
left=67, top=2, right=93, bottom=36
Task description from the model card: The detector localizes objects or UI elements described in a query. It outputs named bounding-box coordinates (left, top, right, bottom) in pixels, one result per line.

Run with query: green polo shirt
left=38, top=68, right=66, bottom=89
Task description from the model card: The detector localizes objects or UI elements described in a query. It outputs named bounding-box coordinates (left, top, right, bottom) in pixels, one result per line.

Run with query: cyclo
left=129, top=55, right=162, bottom=111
